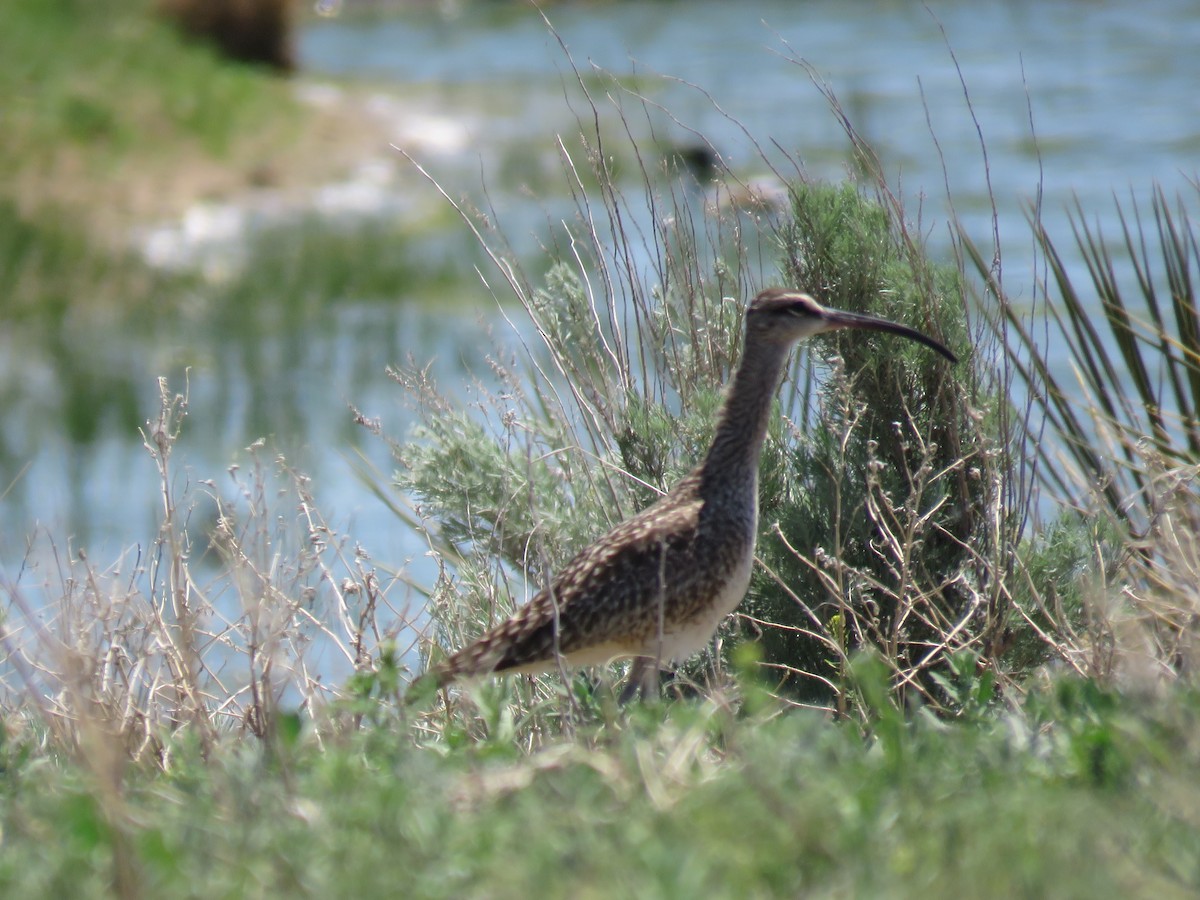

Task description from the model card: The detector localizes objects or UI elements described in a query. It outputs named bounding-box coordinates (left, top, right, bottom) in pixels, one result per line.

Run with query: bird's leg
left=627, top=541, right=669, bottom=704
left=619, top=656, right=664, bottom=704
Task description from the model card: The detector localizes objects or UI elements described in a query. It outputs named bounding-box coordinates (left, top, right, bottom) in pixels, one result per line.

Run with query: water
left=302, top=0, right=1200, bottom=256
left=4, top=0, right=1200, bottom=585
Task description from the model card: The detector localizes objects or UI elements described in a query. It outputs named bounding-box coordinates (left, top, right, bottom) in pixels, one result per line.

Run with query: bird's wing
left=434, top=495, right=705, bottom=683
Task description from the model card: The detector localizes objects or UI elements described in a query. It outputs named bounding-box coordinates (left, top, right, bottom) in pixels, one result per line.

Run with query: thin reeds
left=0, top=379, right=418, bottom=762
left=964, top=184, right=1200, bottom=687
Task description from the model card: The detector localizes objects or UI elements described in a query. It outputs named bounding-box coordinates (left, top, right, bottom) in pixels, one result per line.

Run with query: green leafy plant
left=386, top=66, right=1014, bottom=734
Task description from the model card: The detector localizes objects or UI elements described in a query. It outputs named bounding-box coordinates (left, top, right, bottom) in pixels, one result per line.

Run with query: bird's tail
left=403, top=597, right=557, bottom=706
left=402, top=638, right=508, bottom=707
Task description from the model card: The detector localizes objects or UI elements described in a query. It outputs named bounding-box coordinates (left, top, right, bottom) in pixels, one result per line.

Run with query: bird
left=412, top=288, right=957, bottom=703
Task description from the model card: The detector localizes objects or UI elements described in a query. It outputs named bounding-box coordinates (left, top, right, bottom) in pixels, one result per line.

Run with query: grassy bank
left=0, top=0, right=368, bottom=232
left=0, top=0, right=417, bottom=321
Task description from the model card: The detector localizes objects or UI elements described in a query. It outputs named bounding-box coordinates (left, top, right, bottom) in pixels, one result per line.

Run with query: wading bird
left=416, top=288, right=957, bottom=702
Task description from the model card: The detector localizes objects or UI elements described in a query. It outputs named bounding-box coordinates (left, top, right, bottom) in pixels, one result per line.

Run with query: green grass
left=1, top=681, right=1197, bottom=898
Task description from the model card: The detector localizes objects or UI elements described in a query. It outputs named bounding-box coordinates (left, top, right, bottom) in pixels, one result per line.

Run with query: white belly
left=657, top=550, right=755, bottom=663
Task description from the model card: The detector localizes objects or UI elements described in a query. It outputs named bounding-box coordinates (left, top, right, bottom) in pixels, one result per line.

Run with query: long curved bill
left=819, top=307, right=958, bottom=364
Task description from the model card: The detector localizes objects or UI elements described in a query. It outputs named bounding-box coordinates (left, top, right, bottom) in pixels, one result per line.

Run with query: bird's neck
left=698, top=337, right=792, bottom=492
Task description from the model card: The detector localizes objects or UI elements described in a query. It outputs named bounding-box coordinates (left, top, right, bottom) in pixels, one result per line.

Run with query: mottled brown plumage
left=418, top=288, right=956, bottom=700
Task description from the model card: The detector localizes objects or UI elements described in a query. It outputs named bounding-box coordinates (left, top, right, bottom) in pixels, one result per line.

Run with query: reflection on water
left=4, top=0, right=1200, bottom=580
left=1, top=279, right=494, bottom=572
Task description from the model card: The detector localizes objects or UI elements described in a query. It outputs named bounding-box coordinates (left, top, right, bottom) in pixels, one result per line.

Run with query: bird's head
left=745, top=288, right=958, bottom=363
